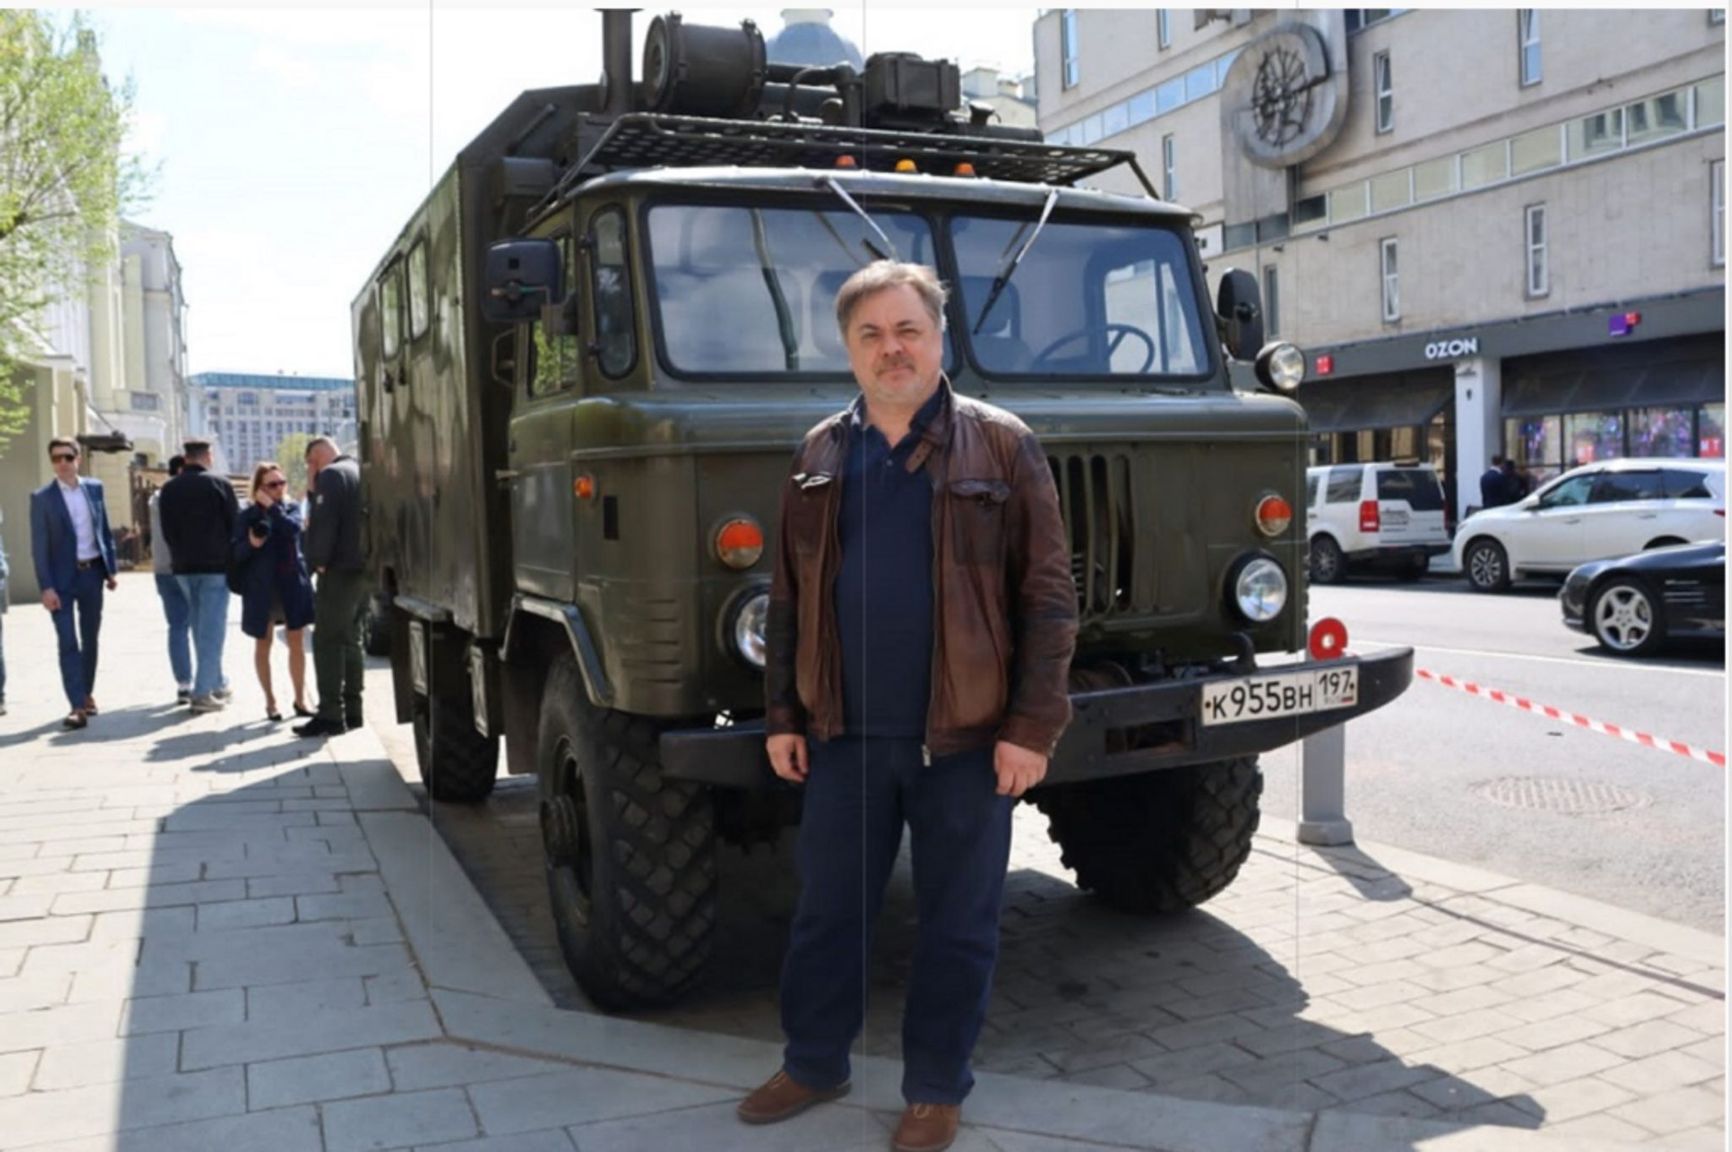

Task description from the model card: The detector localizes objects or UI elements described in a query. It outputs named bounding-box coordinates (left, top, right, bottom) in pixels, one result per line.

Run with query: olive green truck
left=352, top=10, right=1413, bottom=1010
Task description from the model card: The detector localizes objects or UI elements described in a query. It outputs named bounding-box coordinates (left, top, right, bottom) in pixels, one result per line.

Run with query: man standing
left=1478, top=455, right=1509, bottom=510
left=158, top=439, right=238, bottom=712
left=295, top=435, right=366, bottom=738
left=148, top=455, right=194, bottom=703
left=29, top=438, right=120, bottom=729
left=739, top=262, right=1077, bottom=1152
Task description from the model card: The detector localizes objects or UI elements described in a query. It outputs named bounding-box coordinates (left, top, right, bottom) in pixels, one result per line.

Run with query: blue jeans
left=51, top=565, right=106, bottom=711
left=0, top=610, right=7, bottom=704
left=177, top=574, right=230, bottom=698
left=780, top=737, right=1013, bottom=1106
left=155, top=574, right=193, bottom=689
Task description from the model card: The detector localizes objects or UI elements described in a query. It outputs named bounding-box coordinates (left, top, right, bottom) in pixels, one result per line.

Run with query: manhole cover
left=1472, top=776, right=1653, bottom=815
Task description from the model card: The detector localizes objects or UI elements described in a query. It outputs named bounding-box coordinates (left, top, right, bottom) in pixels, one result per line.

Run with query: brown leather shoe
left=892, top=1103, right=961, bottom=1152
left=736, top=1068, right=849, bottom=1125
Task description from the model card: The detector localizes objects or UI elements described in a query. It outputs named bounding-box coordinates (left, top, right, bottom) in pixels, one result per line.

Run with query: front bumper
left=658, top=647, right=1415, bottom=790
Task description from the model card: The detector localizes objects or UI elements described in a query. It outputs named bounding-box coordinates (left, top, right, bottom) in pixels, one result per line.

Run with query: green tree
left=273, top=431, right=315, bottom=497
left=0, top=11, right=148, bottom=449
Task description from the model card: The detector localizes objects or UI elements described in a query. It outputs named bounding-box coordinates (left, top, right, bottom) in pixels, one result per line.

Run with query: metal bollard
left=1297, top=722, right=1354, bottom=846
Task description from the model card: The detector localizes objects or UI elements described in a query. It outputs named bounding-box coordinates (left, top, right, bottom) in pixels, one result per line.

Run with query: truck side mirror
left=1215, top=268, right=1264, bottom=362
left=482, top=239, right=563, bottom=324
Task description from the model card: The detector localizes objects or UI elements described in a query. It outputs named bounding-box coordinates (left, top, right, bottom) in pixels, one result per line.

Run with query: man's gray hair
left=835, top=261, right=949, bottom=336
left=304, top=436, right=339, bottom=460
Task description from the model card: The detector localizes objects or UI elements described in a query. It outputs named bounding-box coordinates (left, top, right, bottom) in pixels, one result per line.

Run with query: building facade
left=1036, top=8, right=1725, bottom=519
left=119, top=223, right=191, bottom=462
left=192, top=372, right=356, bottom=478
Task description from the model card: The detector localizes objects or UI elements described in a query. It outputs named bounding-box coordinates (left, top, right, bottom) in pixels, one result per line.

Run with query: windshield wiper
left=972, top=186, right=1060, bottom=335
left=749, top=209, right=800, bottom=370
left=815, top=174, right=897, bottom=261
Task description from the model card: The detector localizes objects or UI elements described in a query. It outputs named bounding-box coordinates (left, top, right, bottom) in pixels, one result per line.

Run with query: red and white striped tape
left=1413, top=668, right=1727, bottom=768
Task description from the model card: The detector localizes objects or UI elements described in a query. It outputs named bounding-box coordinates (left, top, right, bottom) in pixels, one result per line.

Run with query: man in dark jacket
left=29, top=438, right=120, bottom=728
left=295, top=436, right=366, bottom=738
left=737, top=262, right=1077, bottom=1152
left=1478, top=455, right=1509, bottom=510
left=158, top=440, right=239, bottom=711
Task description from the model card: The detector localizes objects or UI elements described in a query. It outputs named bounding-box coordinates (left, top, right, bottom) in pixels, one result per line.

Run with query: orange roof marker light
left=894, top=158, right=918, bottom=173
left=574, top=475, right=597, bottom=501
left=953, top=162, right=977, bottom=177
left=835, top=154, right=858, bottom=168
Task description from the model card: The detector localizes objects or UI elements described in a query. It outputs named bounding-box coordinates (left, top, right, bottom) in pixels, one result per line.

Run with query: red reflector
left=1255, top=495, right=1293, bottom=536
left=1358, top=500, right=1380, bottom=533
left=1315, top=354, right=1334, bottom=376
left=1309, top=617, right=1349, bottom=661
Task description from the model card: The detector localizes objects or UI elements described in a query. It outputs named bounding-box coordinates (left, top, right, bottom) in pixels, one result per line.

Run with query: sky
left=87, top=4, right=1041, bottom=379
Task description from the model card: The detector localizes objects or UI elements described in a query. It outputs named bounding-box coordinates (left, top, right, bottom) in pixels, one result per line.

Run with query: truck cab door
left=506, top=232, right=581, bottom=602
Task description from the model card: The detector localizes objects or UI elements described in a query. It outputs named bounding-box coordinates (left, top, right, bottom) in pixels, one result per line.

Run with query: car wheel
left=1309, top=536, right=1345, bottom=585
left=1464, top=538, right=1511, bottom=593
left=1590, top=578, right=1666, bottom=657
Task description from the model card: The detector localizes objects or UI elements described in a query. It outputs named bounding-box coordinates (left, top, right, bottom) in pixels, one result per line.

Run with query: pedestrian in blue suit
left=29, top=438, right=119, bottom=729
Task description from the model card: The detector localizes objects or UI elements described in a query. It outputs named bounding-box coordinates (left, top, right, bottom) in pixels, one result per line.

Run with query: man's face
left=844, top=284, right=944, bottom=412
left=51, top=446, right=80, bottom=484
left=306, top=444, right=334, bottom=483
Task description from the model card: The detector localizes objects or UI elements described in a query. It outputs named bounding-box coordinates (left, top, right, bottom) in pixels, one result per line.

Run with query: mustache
left=876, top=357, right=915, bottom=372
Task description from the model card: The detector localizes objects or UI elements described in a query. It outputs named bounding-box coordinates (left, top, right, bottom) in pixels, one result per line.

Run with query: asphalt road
left=1264, top=571, right=1727, bottom=933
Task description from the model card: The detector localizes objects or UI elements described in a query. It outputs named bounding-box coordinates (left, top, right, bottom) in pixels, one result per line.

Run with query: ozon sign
left=1425, top=337, right=1479, bottom=360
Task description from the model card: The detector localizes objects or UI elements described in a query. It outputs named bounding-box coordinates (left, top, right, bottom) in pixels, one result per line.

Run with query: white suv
left=1305, top=462, right=1452, bottom=583
left=1454, top=457, right=1727, bottom=593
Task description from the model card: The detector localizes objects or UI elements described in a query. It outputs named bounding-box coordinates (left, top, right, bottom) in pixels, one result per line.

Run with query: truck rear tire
left=412, top=692, right=499, bottom=803
left=536, top=653, right=717, bottom=1010
left=1035, top=758, right=1262, bottom=913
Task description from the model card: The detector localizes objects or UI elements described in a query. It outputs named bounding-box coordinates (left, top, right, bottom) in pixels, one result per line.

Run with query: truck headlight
left=730, top=590, right=770, bottom=668
left=1232, top=556, right=1288, bottom=622
left=1255, top=341, right=1305, bottom=393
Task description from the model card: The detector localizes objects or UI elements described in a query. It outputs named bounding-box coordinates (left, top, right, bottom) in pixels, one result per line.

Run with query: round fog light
left=732, top=591, right=770, bottom=668
left=1234, top=557, right=1288, bottom=622
left=1255, top=342, right=1306, bottom=393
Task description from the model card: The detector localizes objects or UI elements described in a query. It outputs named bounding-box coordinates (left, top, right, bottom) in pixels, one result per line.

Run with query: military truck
left=353, top=10, right=1413, bottom=1011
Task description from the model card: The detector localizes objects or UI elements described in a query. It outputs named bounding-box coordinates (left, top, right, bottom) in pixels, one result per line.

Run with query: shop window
left=1565, top=410, right=1624, bottom=466
left=1379, top=238, right=1399, bottom=322
left=1061, top=10, right=1080, bottom=89
left=1518, top=9, right=1541, bottom=87
left=1630, top=407, right=1694, bottom=457
left=1374, top=51, right=1393, bottom=134
left=1525, top=204, right=1548, bottom=297
left=1699, top=403, right=1724, bottom=457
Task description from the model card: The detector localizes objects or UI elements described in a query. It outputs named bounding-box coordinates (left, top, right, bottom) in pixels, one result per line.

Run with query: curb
left=340, top=722, right=1709, bottom=1151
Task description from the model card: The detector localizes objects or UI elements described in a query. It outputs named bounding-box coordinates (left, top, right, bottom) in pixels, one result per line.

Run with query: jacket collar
left=840, top=374, right=954, bottom=474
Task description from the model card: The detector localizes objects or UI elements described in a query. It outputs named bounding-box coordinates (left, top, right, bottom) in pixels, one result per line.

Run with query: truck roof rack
left=544, top=112, right=1160, bottom=210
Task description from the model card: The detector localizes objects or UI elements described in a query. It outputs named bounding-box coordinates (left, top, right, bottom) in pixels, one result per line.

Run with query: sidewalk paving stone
left=247, top=1047, right=392, bottom=1111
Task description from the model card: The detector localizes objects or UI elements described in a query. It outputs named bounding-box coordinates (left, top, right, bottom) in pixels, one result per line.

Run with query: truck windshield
left=950, top=215, right=1213, bottom=381
left=646, top=204, right=948, bottom=376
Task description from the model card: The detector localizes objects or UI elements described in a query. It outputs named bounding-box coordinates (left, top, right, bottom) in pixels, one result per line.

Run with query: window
left=1345, top=10, right=1399, bottom=33
left=1662, top=469, right=1714, bottom=498
left=1262, top=265, right=1279, bottom=337
left=1590, top=470, right=1664, bottom=504
left=1306, top=473, right=1321, bottom=508
left=1518, top=10, right=1541, bottom=87
left=1162, top=134, right=1177, bottom=200
left=1461, top=141, right=1508, bottom=189
left=1713, top=159, right=1725, bottom=268
left=1157, top=8, right=1170, bottom=48
left=1374, top=51, right=1393, bottom=133
left=1325, top=467, right=1361, bottom=503
left=589, top=208, right=636, bottom=379
left=1525, top=204, right=1548, bottom=296
left=1537, top=473, right=1595, bottom=508
left=1413, top=157, right=1456, bottom=201
left=1184, top=63, right=1216, bottom=102
left=407, top=240, right=430, bottom=341
left=1061, top=10, right=1080, bottom=89
left=379, top=262, right=403, bottom=360
left=1711, top=8, right=1725, bottom=25
left=1370, top=171, right=1410, bottom=213
left=1379, top=238, right=1399, bottom=322
left=1511, top=125, right=1561, bottom=174
left=529, top=235, right=580, bottom=397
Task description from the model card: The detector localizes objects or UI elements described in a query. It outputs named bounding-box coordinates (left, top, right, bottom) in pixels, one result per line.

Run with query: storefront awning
left=1502, top=362, right=1724, bottom=417
left=1295, top=373, right=1453, bottom=433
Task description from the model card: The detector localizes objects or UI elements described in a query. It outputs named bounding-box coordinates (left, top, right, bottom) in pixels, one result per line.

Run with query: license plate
left=1200, top=667, right=1359, bottom=726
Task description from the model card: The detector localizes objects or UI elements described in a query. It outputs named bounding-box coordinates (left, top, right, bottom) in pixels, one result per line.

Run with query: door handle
left=1562, top=517, right=1581, bottom=525
left=1637, top=513, right=1658, bottom=519
left=495, top=469, right=521, bottom=485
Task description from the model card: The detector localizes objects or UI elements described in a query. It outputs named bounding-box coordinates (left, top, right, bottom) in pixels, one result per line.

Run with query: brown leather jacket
left=765, top=379, right=1078, bottom=758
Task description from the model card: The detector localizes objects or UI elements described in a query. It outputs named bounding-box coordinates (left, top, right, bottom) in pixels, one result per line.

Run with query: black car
left=1561, top=541, right=1726, bottom=657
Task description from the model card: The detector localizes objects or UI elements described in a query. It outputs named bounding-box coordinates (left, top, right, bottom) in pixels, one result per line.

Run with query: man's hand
left=41, top=589, right=61, bottom=612
left=994, top=740, right=1048, bottom=798
left=766, top=734, right=809, bottom=783
left=105, top=577, right=117, bottom=591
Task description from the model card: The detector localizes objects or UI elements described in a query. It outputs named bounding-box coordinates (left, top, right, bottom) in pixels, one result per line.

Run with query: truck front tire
left=1035, top=758, right=1263, bottom=913
left=536, top=653, right=717, bottom=1010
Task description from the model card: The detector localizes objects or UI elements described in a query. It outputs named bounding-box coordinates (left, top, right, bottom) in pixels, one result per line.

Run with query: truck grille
left=1048, top=452, right=1143, bottom=622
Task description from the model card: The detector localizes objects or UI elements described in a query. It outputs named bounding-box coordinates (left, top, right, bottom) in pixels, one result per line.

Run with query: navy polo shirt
left=835, top=388, right=943, bottom=738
